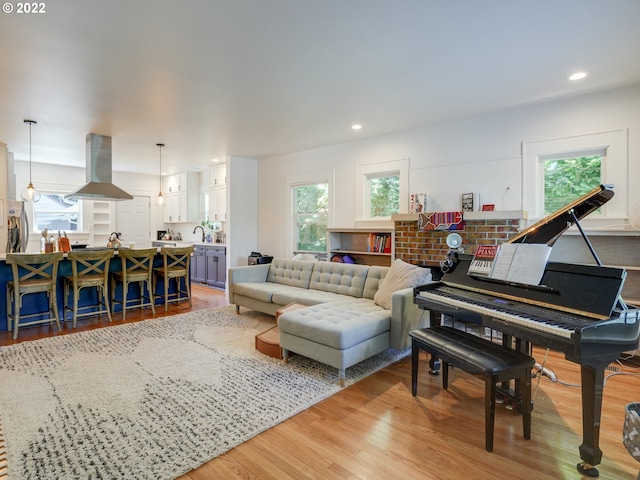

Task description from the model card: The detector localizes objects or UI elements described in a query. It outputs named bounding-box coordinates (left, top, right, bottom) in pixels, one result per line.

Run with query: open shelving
left=327, top=228, right=394, bottom=266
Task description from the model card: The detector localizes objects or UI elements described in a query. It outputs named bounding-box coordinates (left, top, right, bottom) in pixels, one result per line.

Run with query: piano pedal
left=428, top=359, right=441, bottom=375
left=577, top=461, right=599, bottom=477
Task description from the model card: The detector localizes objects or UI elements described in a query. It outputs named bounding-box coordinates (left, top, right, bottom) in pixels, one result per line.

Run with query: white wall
left=257, top=84, right=640, bottom=258
left=227, top=155, right=258, bottom=267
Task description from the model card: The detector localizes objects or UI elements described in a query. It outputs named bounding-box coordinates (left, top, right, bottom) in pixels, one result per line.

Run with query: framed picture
left=461, top=193, right=475, bottom=212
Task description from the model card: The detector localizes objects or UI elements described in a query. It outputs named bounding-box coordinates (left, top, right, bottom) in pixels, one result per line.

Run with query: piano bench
left=409, top=326, right=535, bottom=452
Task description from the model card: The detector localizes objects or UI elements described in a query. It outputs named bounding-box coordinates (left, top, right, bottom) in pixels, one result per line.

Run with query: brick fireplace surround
left=393, top=217, right=521, bottom=268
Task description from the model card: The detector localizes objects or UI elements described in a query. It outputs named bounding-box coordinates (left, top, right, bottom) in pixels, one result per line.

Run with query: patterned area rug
left=0, top=306, right=408, bottom=479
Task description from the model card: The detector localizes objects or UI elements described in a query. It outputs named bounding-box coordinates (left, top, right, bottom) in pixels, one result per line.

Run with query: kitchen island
left=0, top=248, right=189, bottom=333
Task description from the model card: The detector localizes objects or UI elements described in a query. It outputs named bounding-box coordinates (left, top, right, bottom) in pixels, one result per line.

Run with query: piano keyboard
left=419, top=287, right=596, bottom=339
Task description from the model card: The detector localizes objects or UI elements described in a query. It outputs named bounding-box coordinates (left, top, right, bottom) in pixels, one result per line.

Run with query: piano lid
left=507, top=184, right=614, bottom=246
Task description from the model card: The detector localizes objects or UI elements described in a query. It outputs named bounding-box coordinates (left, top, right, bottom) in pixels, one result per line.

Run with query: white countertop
left=154, top=240, right=227, bottom=247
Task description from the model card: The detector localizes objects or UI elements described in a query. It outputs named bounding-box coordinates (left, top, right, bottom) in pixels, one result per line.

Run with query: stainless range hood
left=65, top=134, right=133, bottom=201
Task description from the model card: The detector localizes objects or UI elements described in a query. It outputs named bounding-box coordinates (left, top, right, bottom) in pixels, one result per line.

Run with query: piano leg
left=576, top=361, right=607, bottom=478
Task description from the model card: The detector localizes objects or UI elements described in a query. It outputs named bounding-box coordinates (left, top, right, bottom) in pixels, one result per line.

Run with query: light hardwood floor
left=2, top=284, right=639, bottom=479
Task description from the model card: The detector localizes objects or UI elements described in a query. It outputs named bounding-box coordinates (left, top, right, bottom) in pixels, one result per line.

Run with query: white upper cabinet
left=164, top=172, right=189, bottom=193
left=209, top=186, right=227, bottom=222
left=162, top=172, right=200, bottom=223
left=209, top=163, right=226, bottom=187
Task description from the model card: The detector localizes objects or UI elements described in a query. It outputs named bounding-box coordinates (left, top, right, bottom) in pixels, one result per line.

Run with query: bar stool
left=154, top=245, right=194, bottom=311
left=111, top=248, right=156, bottom=319
left=6, top=252, right=64, bottom=339
left=63, top=249, right=114, bottom=328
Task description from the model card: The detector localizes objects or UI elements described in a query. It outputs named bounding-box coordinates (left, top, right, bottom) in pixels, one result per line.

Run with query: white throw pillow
left=373, top=259, right=432, bottom=310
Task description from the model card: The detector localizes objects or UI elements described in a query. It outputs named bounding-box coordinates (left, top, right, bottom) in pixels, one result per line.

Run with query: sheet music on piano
left=488, top=243, right=552, bottom=285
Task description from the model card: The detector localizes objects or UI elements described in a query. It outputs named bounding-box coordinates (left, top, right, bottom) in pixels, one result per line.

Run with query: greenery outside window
left=293, top=182, right=328, bottom=252
left=356, top=159, right=408, bottom=220
left=543, top=153, right=602, bottom=214
left=524, top=130, right=626, bottom=223
left=33, top=193, right=80, bottom=232
left=367, top=172, right=400, bottom=218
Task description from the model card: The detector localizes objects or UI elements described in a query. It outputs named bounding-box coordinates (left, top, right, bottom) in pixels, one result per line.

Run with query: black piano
left=413, top=185, right=640, bottom=478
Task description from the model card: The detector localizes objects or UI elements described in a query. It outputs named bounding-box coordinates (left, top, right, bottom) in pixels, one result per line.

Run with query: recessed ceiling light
left=351, top=124, right=362, bottom=130
left=211, top=158, right=219, bottom=163
left=569, top=72, right=588, bottom=81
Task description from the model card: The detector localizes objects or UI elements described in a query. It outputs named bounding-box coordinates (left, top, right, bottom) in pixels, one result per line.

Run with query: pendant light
left=156, top=143, right=165, bottom=207
left=21, top=119, right=41, bottom=202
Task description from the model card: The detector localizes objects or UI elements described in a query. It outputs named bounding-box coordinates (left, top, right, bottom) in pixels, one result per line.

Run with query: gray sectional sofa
left=228, top=258, right=432, bottom=385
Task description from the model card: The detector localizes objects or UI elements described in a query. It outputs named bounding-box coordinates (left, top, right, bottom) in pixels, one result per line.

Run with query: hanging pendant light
left=21, top=119, right=41, bottom=202
left=156, top=143, right=165, bottom=207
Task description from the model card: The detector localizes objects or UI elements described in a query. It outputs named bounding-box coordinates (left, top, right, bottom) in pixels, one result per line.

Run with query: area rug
left=0, top=306, right=408, bottom=480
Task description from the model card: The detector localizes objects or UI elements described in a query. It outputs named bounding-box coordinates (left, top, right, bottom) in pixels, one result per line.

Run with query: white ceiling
left=1, top=0, right=640, bottom=176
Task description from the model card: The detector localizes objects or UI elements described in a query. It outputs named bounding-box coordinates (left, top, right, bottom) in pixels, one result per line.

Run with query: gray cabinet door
left=206, top=248, right=218, bottom=286
left=216, top=250, right=226, bottom=288
left=193, top=246, right=206, bottom=283
left=206, top=246, right=226, bottom=288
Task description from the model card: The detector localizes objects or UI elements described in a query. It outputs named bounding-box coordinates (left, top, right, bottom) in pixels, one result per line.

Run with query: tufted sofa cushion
left=362, top=266, right=388, bottom=299
left=309, top=262, right=370, bottom=298
left=266, top=258, right=314, bottom=288
left=272, top=288, right=348, bottom=306
left=278, top=298, right=390, bottom=349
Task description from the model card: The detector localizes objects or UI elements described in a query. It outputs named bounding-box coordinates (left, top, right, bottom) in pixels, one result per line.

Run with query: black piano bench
left=410, top=326, right=535, bottom=452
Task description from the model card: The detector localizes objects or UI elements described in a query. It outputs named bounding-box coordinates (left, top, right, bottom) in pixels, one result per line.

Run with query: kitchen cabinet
left=209, top=163, right=226, bottom=187
left=163, top=172, right=200, bottom=223
left=164, top=173, right=188, bottom=193
left=208, top=186, right=227, bottom=222
left=191, top=245, right=226, bottom=289
left=206, top=245, right=226, bottom=288
left=192, top=245, right=206, bottom=283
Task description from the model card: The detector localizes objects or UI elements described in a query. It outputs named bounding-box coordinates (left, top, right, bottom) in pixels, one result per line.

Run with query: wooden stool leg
left=485, top=375, right=496, bottom=452
left=520, top=373, right=532, bottom=440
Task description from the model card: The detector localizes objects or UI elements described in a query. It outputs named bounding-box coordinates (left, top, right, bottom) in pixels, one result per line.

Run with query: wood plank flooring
left=2, top=284, right=639, bottom=479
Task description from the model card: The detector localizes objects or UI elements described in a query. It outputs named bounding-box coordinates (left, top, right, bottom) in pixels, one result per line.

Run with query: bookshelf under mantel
left=327, top=228, right=394, bottom=266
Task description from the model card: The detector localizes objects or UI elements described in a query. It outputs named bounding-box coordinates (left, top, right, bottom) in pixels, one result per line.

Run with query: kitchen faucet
left=193, top=225, right=205, bottom=242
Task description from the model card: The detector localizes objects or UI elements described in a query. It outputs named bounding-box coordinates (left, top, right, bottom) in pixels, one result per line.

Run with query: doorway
left=116, top=196, right=151, bottom=248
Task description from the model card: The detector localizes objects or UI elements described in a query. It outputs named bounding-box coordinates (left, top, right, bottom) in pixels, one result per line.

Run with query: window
left=293, top=182, right=328, bottom=253
left=367, top=172, right=400, bottom=218
left=543, top=153, right=602, bottom=214
left=523, top=129, right=627, bottom=223
left=356, top=159, right=408, bottom=220
left=33, top=193, right=80, bottom=232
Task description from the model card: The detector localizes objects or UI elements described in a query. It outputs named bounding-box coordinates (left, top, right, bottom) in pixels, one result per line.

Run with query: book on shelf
left=367, top=232, right=392, bottom=253
left=467, top=245, right=499, bottom=277
left=488, top=243, right=552, bottom=285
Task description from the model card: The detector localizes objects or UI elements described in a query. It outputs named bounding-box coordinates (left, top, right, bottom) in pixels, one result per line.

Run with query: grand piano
left=413, top=185, right=640, bottom=477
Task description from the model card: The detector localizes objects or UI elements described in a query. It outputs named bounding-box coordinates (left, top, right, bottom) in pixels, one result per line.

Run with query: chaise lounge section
left=228, top=258, right=432, bottom=385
